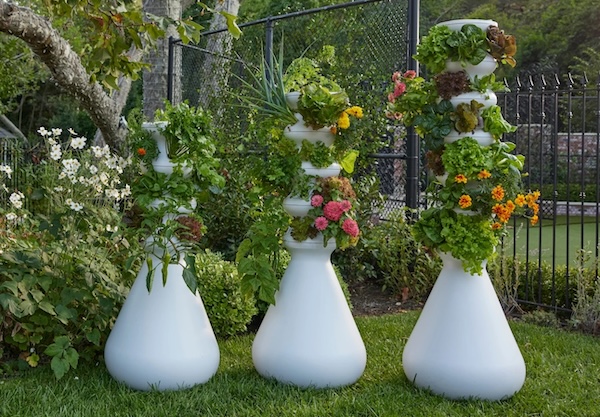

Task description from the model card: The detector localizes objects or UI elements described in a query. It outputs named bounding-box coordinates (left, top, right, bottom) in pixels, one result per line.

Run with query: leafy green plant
left=195, top=250, right=257, bottom=337
left=412, top=25, right=454, bottom=75
left=369, top=210, right=441, bottom=300
left=482, top=105, right=518, bottom=139
left=412, top=207, right=498, bottom=274
left=296, top=84, right=350, bottom=129
left=452, top=99, right=484, bottom=132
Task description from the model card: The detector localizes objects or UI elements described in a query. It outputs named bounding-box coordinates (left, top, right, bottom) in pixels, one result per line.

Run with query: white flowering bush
left=0, top=128, right=138, bottom=379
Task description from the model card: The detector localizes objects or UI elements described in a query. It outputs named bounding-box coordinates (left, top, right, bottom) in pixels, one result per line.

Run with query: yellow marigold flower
left=337, top=112, right=351, bottom=129
left=454, top=174, right=468, bottom=184
left=506, top=200, right=516, bottom=213
left=346, top=106, right=364, bottom=119
left=514, top=194, right=526, bottom=207
left=491, top=222, right=503, bottom=230
left=491, top=185, right=505, bottom=201
left=526, top=191, right=540, bottom=207
left=530, top=214, right=539, bottom=226
left=458, top=194, right=472, bottom=209
left=477, top=169, right=491, bottom=179
left=492, top=203, right=511, bottom=223
left=530, top=202, right=540, bottom=215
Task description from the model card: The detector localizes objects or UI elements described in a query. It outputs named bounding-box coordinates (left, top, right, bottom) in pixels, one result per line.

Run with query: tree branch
left=0, top=2, right=123, bottom=150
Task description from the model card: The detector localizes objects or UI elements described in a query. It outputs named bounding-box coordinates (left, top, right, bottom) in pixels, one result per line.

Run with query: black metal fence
left=498, top=73, right=600, bottom=312
left=168, top=3, right=600, bottom=312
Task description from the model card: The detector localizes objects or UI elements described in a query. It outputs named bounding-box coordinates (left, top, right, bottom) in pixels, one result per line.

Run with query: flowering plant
left=386, top=20, right=539, bottom=274
left=124, top=104, right=223, bottom=292
left=289, top=176, right=360, bottom=249
left=414, top=136, right=540, bottom=273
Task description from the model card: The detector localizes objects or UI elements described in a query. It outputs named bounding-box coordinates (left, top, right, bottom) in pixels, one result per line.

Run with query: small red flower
left=137, top=148, right=146, bottom=157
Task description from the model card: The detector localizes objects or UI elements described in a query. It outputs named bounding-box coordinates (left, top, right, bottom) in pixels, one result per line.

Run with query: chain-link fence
left=170, top=0, right=414, bottom=217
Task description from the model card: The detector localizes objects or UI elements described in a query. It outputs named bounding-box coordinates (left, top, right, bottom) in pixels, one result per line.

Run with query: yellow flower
left=491, top=185, right=505, bottom=201
left=506, top=200, right=516, bottom=213
left=514, top=194, right=526, bottom=207
left=477, top=169, right=491, bottom=179
left=458, top=194, right=472, bottom=209
left=345, top=106, right=364, bottom=119
left=530, top=214, right=539, bottom=226
left=337, top=112, right=351, bottom=129
left=491, top=222, right=503, bottom=230
left=454, top=174, right=468, bottom=184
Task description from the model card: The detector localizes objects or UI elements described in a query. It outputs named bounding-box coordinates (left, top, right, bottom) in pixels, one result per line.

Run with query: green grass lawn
left=505, top=216, right=599, bottom=266
left=1, top=312, right=599, bottom=417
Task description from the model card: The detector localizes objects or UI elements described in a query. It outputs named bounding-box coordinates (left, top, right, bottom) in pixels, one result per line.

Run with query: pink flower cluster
left=342, top=218, right=360, bottom=238
left=387, top=70, right=416, bottom=104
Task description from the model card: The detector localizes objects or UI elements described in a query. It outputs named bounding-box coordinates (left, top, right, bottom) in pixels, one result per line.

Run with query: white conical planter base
left=252, top=232, right=366, bottom=388
left=104, top=254, right=220, bottom=391
left=402, top=253, right=525, bottom=400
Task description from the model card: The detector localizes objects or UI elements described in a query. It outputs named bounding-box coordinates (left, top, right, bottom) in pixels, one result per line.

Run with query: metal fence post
left=167, top=36, right=174, bottom=103
left=406, top=0, right=420, bottom=212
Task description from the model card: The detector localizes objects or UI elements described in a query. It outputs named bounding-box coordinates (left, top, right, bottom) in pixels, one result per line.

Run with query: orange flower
left=477, top=169, right=491, bottom=179
left=458, top=194, right=472, bottom=209
left=526, top=191, right=540, bottom=207
left=530, top=215, right=539, bottom=226
left=506, top=200, right=516, bottom=213
left=454, top=174, right=468, bottom=184
left=529, top=202, right=540, bottom=215
left=514, top=194, right=526, bottom=207
left=330, top=126, right=337, bottom=134
left=492, top=203, right=511, bottom=223
left=491, top=185, right=505, bottom=201
left=137, top=148, right=146, bottom=156
left=491, top=222, right=503, bottom=230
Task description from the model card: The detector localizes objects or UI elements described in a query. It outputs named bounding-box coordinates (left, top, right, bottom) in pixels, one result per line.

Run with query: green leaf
left=38, top=301, right=56, bottom=316
left=50, top=356, right=69, bottom=380
left=86, top=328, right=101, bottom=346
left=340, top=150, right=359, bottom=174
left=64, top=348, right=79, bottom=369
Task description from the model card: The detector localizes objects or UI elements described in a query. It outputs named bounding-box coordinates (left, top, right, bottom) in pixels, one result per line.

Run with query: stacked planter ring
left=252, top=94, right=367, bottom=388
left=402, top=19, right=526, bottom=401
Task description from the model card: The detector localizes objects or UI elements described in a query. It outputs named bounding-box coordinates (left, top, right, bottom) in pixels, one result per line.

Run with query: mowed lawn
left=504, top=216, right=599, bottom=266
left=1, top=312, right=600, bottom=417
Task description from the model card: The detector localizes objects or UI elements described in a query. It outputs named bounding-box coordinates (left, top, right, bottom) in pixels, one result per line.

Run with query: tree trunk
left=142, top=0, right=182, bottom=120
left=197, top=0, right=242, bottom=111
left=0, top=3, right=124, bottom=150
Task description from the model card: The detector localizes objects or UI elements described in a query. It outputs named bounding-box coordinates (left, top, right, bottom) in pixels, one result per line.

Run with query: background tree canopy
left=1, top=0, right=598, bottom=141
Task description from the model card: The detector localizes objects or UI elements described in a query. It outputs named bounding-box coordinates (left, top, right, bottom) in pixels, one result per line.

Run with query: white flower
left=0, top=164, right=12, bottom=178
left=121, top=184, right=131, bottom=198
left=68, top=128, right=77, bottom=135
left=51, top=128, right=62, bottom=136
left=62, top=158, right=81, bottom=175
left=5, top=212, right=17, bottom=222
left=70, top=136, right=87, bottom=150
left=50, top=144, right=62, bottom=161
left=66, top=198, right=83, bottom=212
left=47, top=138, right=57, bottom=146
left=54, top=186, right=64, bottom=192
left=106, top=224, right=118, bottom=232
left=105, top=188, right=120, bottom=200
left=89, top=165, right=98, bottom=175
left=37, top=127, right=50, bottom=137
left=9, top=192, right=24, bottom=209
left=99, top=172, right=109, bottom=185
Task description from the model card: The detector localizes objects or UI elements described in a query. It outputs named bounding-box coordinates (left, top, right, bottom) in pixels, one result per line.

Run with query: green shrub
left=368, top=209, right=441, bottom=301
left=532, top=183, right=597, bottom=203
left=195, top=250, right=257, bottom=338
left=0, top=231, right=132, bottom=378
